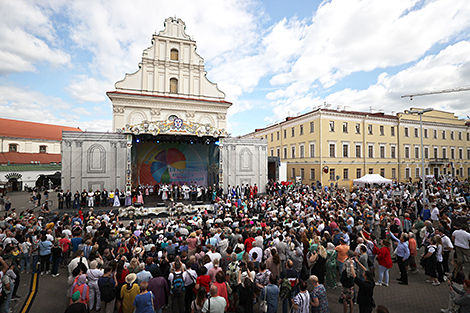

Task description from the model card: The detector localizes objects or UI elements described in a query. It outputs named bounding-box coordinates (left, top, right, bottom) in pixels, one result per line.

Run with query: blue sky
left=1, top=0, right=470, bottom=135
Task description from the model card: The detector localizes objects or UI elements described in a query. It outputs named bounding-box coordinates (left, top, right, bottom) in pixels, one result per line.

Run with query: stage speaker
left=196, top=201, right=204, bottom=205
left=134, top=202, right=143, bottom=207
left=157, top=202, right=166, bottom=207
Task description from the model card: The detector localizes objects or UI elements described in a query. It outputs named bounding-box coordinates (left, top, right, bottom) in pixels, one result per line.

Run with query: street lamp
left=408, top=108, right=433, bottom=205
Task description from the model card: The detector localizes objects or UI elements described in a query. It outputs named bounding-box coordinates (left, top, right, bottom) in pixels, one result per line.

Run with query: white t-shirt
left=293, top=291, right=310, bottom=313
left=431, top=207, right=439, bottom=221
left=452, top=230, right=470, bottom=249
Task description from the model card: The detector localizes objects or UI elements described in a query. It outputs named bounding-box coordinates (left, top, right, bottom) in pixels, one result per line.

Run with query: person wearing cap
left=65, top=290, right=87, bottom=313
left=121, top=273, right=140, bottom=313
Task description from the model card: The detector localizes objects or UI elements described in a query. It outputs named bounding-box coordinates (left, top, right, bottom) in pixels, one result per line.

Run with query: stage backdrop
left=135, top=141, right=218, bottom=186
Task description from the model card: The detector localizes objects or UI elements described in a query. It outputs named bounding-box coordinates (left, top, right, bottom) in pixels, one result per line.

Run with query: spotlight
left=206, top=139, right=210, bottom=145
left=190, top=140, right=194, bottom=145
left=136, top=139, right=140, bottom=143
left=157, top=141, right=159, bottom=143
left=214, top=141, right=220, bottom=146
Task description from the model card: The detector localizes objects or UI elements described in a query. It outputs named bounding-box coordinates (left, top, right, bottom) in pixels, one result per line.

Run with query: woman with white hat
left=121, top=273, right=140, bottom=313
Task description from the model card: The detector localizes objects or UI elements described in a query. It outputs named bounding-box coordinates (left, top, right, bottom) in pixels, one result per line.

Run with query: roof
left=107, top=91, right=232, bottom=105
left=0, top=163, right=61, bottom=172
left=0, top=118, right=81, bottom=141
left=0, top=152, right=61, bottom=165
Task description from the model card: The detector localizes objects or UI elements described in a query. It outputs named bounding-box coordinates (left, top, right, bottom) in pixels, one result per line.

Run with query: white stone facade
left=109, top=17, right=231, bottom=133
left=61, top=131, right=127, bottom=192
left=221, top=138, right=268, bottom=193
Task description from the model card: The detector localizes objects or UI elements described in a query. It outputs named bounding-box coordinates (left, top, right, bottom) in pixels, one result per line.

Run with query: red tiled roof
left=0, top=118, right=81, bottom=141
left=0, top=152, right=61, bottom=165
left=107, top=91, right=232, bottom=105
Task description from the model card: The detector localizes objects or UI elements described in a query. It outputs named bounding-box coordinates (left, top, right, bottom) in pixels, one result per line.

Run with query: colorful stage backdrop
left=135, top=141, right=214, bottom=186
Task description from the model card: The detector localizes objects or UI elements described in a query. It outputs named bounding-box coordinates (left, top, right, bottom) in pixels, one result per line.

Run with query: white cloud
left=66, top=76, right=110, bottom=103
left=0, top=0, right=70, bottom=74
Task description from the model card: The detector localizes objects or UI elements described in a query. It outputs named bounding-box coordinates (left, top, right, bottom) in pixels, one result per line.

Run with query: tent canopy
left=353, top=174, right=392, bottom=185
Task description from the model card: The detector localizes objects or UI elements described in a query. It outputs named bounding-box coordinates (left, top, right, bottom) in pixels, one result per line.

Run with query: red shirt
left=373, top=246, right=393, bottom=269
left=244, top=237, right=255, bottom=253
left=196, top=275, right=211, bottom=294
left=117, top=269, right=129, bottom=284
left=59, top=238, right=71, bottom=253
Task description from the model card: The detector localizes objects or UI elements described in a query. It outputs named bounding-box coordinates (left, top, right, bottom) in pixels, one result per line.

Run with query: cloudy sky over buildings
left=1, top=0, right=470, bottom=135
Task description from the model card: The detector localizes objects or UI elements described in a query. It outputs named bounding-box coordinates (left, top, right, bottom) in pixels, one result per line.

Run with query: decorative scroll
left=117, top=118, right=227, bottom=138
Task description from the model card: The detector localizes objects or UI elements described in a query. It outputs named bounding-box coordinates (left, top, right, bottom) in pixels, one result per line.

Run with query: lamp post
left=408, top=108, right=433, bottom=205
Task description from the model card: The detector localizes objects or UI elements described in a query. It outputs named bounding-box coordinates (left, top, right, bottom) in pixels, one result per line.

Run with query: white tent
left=353, top=174, right=392, bottom=186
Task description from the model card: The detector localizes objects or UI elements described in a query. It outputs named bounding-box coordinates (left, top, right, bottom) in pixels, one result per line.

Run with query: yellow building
left=243, top=107, right=470, bottom=187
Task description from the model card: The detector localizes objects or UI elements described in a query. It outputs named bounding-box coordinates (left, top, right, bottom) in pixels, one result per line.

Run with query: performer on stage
left=81, top=189, right=87, bottom=207
left=113, top=189, right=121, bottom=207
left=249, top=185, right=254, bottom=199
left=254, top=184, right=258, bottom=197
left=161, top=184, right=168, bottom=201
left=87, top=189, right=94, bottom=207
left=125, top=189, right=132, bottom=206
left=73, top=191, right=80, bottom=209
left=101, top=189, right=108, bottom=207
left=95, top=189, right=101, bottom=207
left=182, top=184, right=190, bottom=200
left=137, top=187, right=144, bottom=204
left=240, top=184, right=245, bottom=199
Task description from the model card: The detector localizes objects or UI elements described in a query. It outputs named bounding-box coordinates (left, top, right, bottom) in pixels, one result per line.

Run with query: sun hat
left=125, top=273, right=137, bottom=285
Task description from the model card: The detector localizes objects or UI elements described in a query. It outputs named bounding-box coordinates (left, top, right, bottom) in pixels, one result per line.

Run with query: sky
left=1, top=0, right=470, bottom=136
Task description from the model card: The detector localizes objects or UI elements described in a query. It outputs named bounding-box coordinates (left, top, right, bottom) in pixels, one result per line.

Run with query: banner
left=136, top=142, right=209, bottom=186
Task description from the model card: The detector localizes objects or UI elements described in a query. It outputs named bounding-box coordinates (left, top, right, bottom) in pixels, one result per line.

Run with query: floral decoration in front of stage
left=117, top=118, right=228, bottom=138
left=118, top=203, right=214, bottom=217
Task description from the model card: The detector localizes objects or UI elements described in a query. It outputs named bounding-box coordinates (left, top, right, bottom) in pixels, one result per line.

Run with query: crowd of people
left=1, top=176, right=470, bottom=313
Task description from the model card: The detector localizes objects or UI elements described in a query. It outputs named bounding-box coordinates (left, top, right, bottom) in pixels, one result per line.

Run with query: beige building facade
left=244, top=107, right=470, bottom=187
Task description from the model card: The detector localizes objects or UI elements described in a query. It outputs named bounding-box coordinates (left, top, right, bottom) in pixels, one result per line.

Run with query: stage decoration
left=118, top=119, right=228, bottom=138
left=118, top=204, right=213, bottom=217
left=150, top=148, right=187, bottom=183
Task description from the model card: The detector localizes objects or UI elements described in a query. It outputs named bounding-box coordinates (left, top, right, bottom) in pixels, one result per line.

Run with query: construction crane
left=401, top=86, right=470, bottom=100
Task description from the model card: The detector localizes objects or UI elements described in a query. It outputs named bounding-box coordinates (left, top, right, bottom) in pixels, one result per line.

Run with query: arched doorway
left=8, top=178, right=22, bottom=192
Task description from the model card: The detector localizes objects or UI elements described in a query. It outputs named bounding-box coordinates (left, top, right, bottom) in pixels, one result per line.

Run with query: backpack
left=72, top=257, right=88, bottom=277
left=279, top=278, right=292, bottom=301
left=171, top=272, right=185, bottom=295
left=227, top=262, right=239, bottom=286
left=100, top=277, right=116, bottom=303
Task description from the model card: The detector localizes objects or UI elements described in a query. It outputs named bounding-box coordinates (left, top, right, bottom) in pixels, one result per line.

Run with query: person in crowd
left=260, top=274, right=280, bottom=313
left=309, top=275, right=329, bottom=313
left=133, top=280, right=154, bottom=313
left=202, top=285, right=226, bottom=313
left=353, top=257, right=375, bottom=313
left=388, top=228, right=410, bottom=285
left=98, top=266, right=118, bottom=313
left=70, top=274, right=90, bottom=308
left=191, top=287, right=207, bottom=313
left=121, top=273, right=140, bottom=313
left=148, top=267, right=169, bottom=313
left=292, top=279, right=310, bottom=313
left=325, top=243, right=337, bottom=289
left=65, top=291, right=88, bottom=313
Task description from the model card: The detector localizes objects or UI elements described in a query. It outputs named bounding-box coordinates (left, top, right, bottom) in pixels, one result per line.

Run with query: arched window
left=39, top=145, right=47, bottom=153
left=168, top=115, right=178, bottom=121
left=170, top=78, right=178, bottom=94
left=170, top=49, right=179, bottom=61
left=9, top=144, right=18, bottom=152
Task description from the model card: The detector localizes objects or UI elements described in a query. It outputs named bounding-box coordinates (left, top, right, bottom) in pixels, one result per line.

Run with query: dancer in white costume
left=182, top=184, right=190, bottom=200
left=161, top=184, right=168, bottom=200
left=87, top=190, right=94, bottom=207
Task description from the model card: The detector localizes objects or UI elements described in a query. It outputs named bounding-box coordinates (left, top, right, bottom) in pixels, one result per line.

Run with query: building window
left=426, top=168, right=430, bottom=175
left=380, top=146, right=385, bottom=158
left=270, top=149, right=274, bottom=157
left=405, top=146, right=410, bottom=159
left=443, top=167, right=447, bottom=175
left=451, top=131, right=454, bottom=140
left=451, top=148, right=455, bottom=159
left=170, top=49, right=179, bottom=61
left=343, top=168, right=349, bottom=180
left=270, top=133, right=273, bottom=142
left=424, top=147, right=429, bottom=159
left=356, top=168, right=362, bottom=178
left=343, top=122, right=348, bottom=133
left=310, top=122, right=314, bottom=133
left=301, top=168, right=305, bottom=179
left=369, top=168, right=374, bottom=174
left=355, top=123, right=361, bottom=134
left=291, top=127, right=295, bottom=137
left=415, top=167, right=420, bottom=178
left=434, top=129, right=437, bottom=139
left=292, top=168, right=296, bottom=178
left=291, top=146, right=296, bottom=158
left=405, top=168, right=410, bottom=179
left=343, top=144, right=348, bottom=157
left=39, top=145, right=47, bottom=153
left=414, top=128, right=419, bottom=138
left=300, top=145, right=305, bottom=158
left=277, top=148, right=280, bottom=157
left=380, top=125, right=384, bottom=136
left=380, top=168, right=385, bottom=177
left=330, top=168, right=336, bottom=181
left=310, top=144, right=315, bottom=157
left=283, top=147, right=287, bottom=159
left=329, top=121, right=335, bottom=132
left=9, top=144, right=18, bottom=152
left=442, top=130, right=446, bottom=140
left=310, top=168, right=315, bottom=180
left=368, top=145, right=373, bottom=158
left=368, top=125, right=373, bottom=135
left=424, top=129, right=428, bottom=138
left=442, top=148, right=447, bottom=159
left=415, top=147, right=419, bottom=159
left=329, top=143, right=335, bottom=157
left=459, top=132, right=462, bottom=140
left=434, top=147, right=438, bottom=158
left=300, top=125, right=304, bottom=135
left=391, top=126, right=395, bottom=136
left=170, top=78, right=178, bottom=93
left=467, top=133, right=469, bottom=141
left=404, top=127, right=409, bottom=137
left=468, top=149, right=470, bottom=160
left=391, top=146, right=396, bottom=159
left=277, top=131, right=279, bottom=140
left=356, top=145, right=361, bottom=158
left=459, top=148, right=463, bottom=159
left=391, top=168, right=396, bottom=179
